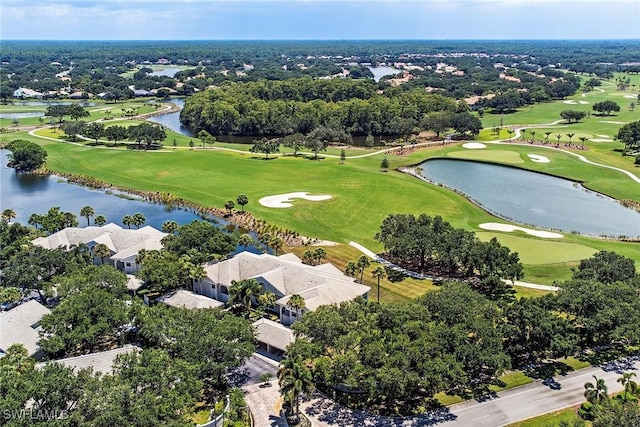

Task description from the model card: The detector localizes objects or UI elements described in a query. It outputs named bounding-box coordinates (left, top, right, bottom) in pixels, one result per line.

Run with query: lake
left=148, top=98, right=195, bottom=137
left=0, top=112, right=45, bottom=119
left=418, top=159, right=640, bottom=237
left=368, top=66, right=401, bottom=82
left=151, top=68, right=181, bottom=77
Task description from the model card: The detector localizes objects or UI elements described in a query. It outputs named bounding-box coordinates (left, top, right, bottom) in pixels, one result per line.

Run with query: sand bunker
left=590, top=138, right=613, bottom=142
left=527, top=154, right=550, bottom=163
left=597, top=134, right=609, bottom=138
left=624, top=95, right=637, bottom=99
left=578, top=101, right=589, bottom=104
left=259, top=192, right=332, bottom=208
left=563, top=100, right=577, bottom=104
left=479, top=223, right=564, bottom=238
left=599, top=121, right=626, bottom=124
left=462, top=142, right=487, bottom=149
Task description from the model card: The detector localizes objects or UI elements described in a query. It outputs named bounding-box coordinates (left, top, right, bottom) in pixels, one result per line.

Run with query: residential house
left=194, top=251, right=370, bottom=326
left=0, top=300, right=51, bottom=360
left=32, top=223, right=167, bottom=274
left=36, top=345, right=139, bottom=375
left=13, top=87, right=44, bottom=99
left=252, top=318, right=294, bottom=359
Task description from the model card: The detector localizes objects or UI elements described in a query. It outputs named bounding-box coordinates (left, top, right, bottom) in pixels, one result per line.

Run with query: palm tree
left=278, top=356, right=315, bottom=422
left=94, top=215, right=107, bottom=226
left=555, top=134, right=561, bottom=145
left=313, top=247, right=327, bottom=265
left=506, top=129, right=515, bottom=140
left=28, top=213, right=42, bottom=229
left=578, top=136, right=588, bottom=148
left=236, top=194, right=249, bottom=212
left=566, top=133, right=575, bottom=146
left=544, top=131, right=552, bottom=144
left=530, top=130, right=536, bottom=143
left=302, top=250, right=313, bottom=265
left=584, top=375, right=608, bottom=404
left=229, top=279, right=262, bottom=314
left=258, top=291, right=277, bottom=314
left=372, top=265, right=386, bottom=303
left=238, top=233, right=253, bottom=251
left=357, top=255, right=371, bottom=284
left=80, top=206, right=95, bottom=227
left=345, top=261, right=358, bottom=278
left=93, top=243, right=111, bottom=265
left=271, top=236, right=283, bottom=256
left=617, top=372, right=638, bottom=402
left=260, top=232, right=272, bottom=253
left=2, top=209, right=16, bottom=223
left=161, top=220, right=179, bottom=234
left=122, top=215, right=133, bottom=229
left=287, top=294, right=306, bottom=323
left=132, top=212, right=146, bottom=229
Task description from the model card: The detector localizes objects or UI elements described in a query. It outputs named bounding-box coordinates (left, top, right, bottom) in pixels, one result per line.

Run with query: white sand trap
left=597, top=134, right=609, bottom=138
left=624, top=95, right=637, bottom=99
left=563, top=100, right=577, bottom=104
left=462, top=142, right=486, bottom=149
left=599, top=121, right=626, bottom=124
left=479, top=223, right=564, bottom=238
left=578, top=101, right=589, bottom=104
left=259, top=192, right=332, bottom=208
left=590, top=138, right=613, bottom=142
left=527, top=154, right=550, bottom=163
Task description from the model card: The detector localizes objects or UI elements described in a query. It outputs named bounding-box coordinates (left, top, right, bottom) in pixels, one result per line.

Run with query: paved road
left=299, top=357, right=640, bottom=427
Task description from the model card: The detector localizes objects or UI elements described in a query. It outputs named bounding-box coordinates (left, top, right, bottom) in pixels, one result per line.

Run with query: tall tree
left=132, top=212, right=146, bottom=229
left=357, top=255, right=371, bottom=284
left=584, top=375, right=609, bottom=404
left=372, top=265, right=386, bottom=302
left=80, top=205, right=95, bottom=226
left=287, top=294, right=306, bottom=323
left=5, top=139, right=48, bottom=172
left=93, top=243, right=111, bottom=265
left=122, top=214, right=133, bottom=229
left=94, top=215, right=107, bottom=226
left=278, top=356, right=315, bottom=422
left=1, top=209, right=16, bottom=223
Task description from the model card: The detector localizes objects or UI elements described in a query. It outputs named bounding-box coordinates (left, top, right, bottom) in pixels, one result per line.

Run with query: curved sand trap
left=578, top=101, right=589, bottom=104
left=624, top=95, right=637, bottom=99
left=462, top=142, right=486, bottom=149
left=527, top=154, right=550, bottom=163
left=259, top=192, right=332, bottom=208
left=590, top=138, right=613, bottom=142
left=479, top=223, right=564, bottom=238
left=563, top=100, right=577, bottom=104
left=597, top=134, right=609, bottom=138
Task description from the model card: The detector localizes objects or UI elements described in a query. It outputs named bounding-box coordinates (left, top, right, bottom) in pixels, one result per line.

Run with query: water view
left=368, top=66, right=401, bottom=82
left=148, top=98, right=195, bottom=137
left=418, top=159, right=640, bottom=237
left=0, top=151, right=217, bottom=230
left=151, top=68, right=182, bottom=77
left=0, top=112, right=45, bottom=119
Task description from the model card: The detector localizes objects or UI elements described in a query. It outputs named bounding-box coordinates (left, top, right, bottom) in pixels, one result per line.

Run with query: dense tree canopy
left=5, top=139, right=48, bottom=172
left=161, top=220, right=238, bottom=264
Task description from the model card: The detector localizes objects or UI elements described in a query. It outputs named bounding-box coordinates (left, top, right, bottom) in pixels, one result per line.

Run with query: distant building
left=194, top=251, right=370, bottom=326
left=0, top=300, right=51, bottom=360
left=32, top=223, right=167, bottom=274
left=13, top=87, right=44, bottom=99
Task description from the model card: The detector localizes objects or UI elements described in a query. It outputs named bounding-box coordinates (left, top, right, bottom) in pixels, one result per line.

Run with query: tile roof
left=37, top=345, right=139, bottom=375
left=252, top=318, right=294, bottom=352
left=0, top=300, right=51, bottom=357
left=158, top=290, right=224, bottom=310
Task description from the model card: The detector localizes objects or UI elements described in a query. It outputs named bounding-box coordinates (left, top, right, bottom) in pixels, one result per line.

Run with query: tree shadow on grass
left=523, top=360, right=574, bottom=379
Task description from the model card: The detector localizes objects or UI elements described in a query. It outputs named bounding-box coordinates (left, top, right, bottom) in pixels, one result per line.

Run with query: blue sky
left=1, top=0, right=639, bottom=40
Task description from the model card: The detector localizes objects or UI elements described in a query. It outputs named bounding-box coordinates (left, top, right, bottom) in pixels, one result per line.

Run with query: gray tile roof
left=37, top=345, right=139, bottom=375
left=0, top=300, right=51, bottom=357
left=158, top=290, right=224, bottom=310
left=32, top=223, right=167, bottom=261
left=252, top=318, right=294, bottom=352
left=203, top=252, right=370, bottom=310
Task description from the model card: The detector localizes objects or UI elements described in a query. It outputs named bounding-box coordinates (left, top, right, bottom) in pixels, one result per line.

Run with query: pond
left=0, top=151, right=264, bottom=252
left=368, top=66, right=401, bottom=82
left=417, top=159, right=640, bottom=237
left=0, top=112, right=45, bottom=119
left=151, top=68, right=181, bottom=77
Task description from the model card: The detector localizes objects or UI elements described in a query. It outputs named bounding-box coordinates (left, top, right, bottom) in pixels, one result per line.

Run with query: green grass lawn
left=2, top=85, right=639, bottom=289
left=506, top=406, right=585, bottom=427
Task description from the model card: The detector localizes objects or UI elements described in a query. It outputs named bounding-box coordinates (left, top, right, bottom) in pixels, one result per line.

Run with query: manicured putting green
left=476, top=232, right=597, bottom=264
left=447, top=149, right=524, bottom=164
